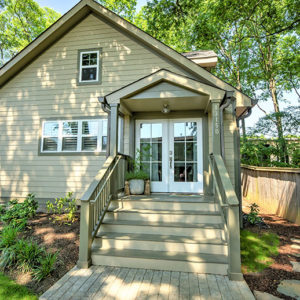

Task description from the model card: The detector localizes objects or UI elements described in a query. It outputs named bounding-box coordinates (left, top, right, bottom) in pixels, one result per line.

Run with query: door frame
left=135, top=118, right=203, bottom=193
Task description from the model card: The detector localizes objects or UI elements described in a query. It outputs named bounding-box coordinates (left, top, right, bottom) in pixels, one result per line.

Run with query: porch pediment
left=104, top=69, right=226, bottom=113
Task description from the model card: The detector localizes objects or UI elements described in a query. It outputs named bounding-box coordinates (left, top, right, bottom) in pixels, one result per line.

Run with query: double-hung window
left=79, top=49, right=101, bottom=83
left=41, top=119, right=107, bottom=153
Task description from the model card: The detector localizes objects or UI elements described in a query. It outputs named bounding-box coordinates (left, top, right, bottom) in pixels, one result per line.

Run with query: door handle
left=169, top=156, right=172, bottom=168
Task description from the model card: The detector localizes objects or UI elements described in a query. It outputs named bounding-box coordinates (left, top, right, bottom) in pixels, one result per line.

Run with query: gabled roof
left=0, top=0, right=253, bottom=112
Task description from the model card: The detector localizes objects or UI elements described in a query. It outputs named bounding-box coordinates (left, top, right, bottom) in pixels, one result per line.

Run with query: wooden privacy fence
left=241, top=165, right=300, bottom=225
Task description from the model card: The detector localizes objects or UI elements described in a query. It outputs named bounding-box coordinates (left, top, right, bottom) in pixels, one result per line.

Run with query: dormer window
left=78, top=49, right=101, bottom=84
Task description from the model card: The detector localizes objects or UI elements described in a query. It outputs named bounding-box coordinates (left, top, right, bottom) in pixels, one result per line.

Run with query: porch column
left=211, top=99, right=222, bottom=155
left=109, top=103, right=119, bottom=157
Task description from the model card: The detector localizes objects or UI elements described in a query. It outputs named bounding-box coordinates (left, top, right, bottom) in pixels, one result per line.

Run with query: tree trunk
left=269, top=78, right=289, bottom=163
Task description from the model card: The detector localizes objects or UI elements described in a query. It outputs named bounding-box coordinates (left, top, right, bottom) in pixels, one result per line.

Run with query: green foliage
left=0, top=204, right=5, bottom=215
left=15, top=239, right=44, bottom=272
left=241, top=230, right=279, bottom=272
left=241, top=135, right=300, bottom=168
left=0, top=194, right=38, bottom=230
left=0, top=272, right=38, bottom=299
left=33, top=252, right=57, bottom=282
left=0, top=226, right=18, bottom=249
left=0, top=0, right=61, bottom=66
left=46, top=192, right=77, bottom=224
left=247, top=203, right=263, bottom=225
left=125, top=170, right=150, bottom=180
left=96, top=0, right=137, bottom=21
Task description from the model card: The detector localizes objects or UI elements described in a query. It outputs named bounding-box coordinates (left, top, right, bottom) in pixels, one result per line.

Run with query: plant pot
left=129, top=179, right=145, bottom=195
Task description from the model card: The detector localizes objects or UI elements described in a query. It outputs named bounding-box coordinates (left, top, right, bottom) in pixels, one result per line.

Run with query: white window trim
left=79, top=50, right=100, bottom=83
left=41, top=119, right=107, bottom=153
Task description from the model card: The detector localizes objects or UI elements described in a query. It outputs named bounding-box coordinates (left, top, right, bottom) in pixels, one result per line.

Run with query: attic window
left=78, top=49, right=101, bottom=83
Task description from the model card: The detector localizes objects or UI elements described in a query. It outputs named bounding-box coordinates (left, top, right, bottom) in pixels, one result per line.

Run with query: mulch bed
left=243, top=203, right=300, bottom=299
left=3, top=212, right=80, bottom=296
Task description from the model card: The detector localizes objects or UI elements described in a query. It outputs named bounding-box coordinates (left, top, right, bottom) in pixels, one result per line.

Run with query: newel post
left=228, top=204, right=243, bottom=281
left=77, top=200, right=93, bottom=269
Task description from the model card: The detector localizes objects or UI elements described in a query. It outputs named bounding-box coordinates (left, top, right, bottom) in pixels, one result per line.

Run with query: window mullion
left=58, top=121, right=63, bottom=152
left=78, top=121, right=82, bottom=152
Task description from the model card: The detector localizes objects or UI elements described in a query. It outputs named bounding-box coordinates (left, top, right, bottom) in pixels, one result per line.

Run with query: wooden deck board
left=40, top=266, right=255, bottom=300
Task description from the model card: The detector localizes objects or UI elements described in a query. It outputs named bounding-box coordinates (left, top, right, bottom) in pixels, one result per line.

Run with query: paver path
left=40, top=266, right=255, bottom=300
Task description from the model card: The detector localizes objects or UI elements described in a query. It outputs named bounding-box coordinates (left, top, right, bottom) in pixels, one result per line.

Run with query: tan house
left=0, top=0, right=255, bottom=280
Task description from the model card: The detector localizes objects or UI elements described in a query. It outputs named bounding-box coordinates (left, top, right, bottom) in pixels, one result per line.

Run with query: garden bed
left=1, top=212, right=80, bottom=296
left=243, top=201, right=300, bottom=299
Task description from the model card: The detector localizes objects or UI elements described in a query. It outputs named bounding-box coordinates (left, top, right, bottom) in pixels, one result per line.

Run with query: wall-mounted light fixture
left=162, top=104, right=170, bottom=114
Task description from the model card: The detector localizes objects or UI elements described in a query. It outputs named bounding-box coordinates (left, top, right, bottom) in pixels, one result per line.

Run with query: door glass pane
left=174, top=123, right=185, bottom=141
left=152, top=143, right=162, bottom=161
left=174, top=163, right=186, bottom=182
left=140, top=124, right=151, bottom=142
left=186, top=163, right=197, bottom=182
left=174, top=142, right=185, bottom=161
left=186, top=122, right=197, bottom=141
left=152, top=124, right=162, bottom=142
left=186, top=142, right=197, bottom=161
left=139, top=123, right=162, bottom=182
left=141, top=162, right=150, bottom=178
left=140, top=143, right=151, bottom=161
left=152, top=163, right=162, bottom=181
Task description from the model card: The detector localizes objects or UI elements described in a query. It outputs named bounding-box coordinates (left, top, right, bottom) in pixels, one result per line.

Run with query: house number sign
left=214, top=105, right=220, bottom=135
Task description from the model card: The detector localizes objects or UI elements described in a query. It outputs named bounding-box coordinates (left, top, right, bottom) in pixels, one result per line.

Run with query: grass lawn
left=0, top=272, right=37, bottom=300
left=241, top=229, right=279, bottom=273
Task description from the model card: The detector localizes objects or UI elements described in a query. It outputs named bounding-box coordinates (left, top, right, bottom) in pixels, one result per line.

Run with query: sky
left=35, top=0, right=299, bottom=129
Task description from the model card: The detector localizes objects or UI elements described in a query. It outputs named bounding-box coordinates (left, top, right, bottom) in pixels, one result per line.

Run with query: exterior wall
left=0, top=14, right=192, bottom=202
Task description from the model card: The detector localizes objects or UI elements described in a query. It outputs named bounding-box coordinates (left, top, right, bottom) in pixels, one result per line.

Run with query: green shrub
left=247, top=203, right=263, bottom=225
left=1, top=194, right=38, bottom=230
left=15, top=239, right=44, bottom=272
left=125, top=170, right=150, bottom=181
left=46, top=192, right=77, bottom=224
left=0, top=247, right=18, bottom=269
left=33, top=252, right=57, bottom=282
left=0, top=205, right=5, bottom=215
left=0, top=226, right=19, bottom=249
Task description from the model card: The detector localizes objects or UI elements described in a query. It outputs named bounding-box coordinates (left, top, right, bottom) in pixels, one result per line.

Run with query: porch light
left=162, top=104, right=170, bottom=114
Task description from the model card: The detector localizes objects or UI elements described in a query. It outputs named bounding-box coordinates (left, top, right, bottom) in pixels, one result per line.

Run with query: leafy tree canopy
left=0, top=0, right=60, bottom=66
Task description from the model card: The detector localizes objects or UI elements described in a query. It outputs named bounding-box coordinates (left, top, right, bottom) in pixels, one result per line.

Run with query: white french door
left=136, top=118, right=203, bottom=193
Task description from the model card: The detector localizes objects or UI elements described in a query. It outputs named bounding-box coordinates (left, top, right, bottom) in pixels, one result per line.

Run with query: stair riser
left=91, top=254, right=228, bottom=275
left=104, top=212, right=222, bottom=224
left=110, top=201, right=219, bottom=212
left=93, top=238, right=228, bottom=255
left=100, top=224, right=225, bottom=240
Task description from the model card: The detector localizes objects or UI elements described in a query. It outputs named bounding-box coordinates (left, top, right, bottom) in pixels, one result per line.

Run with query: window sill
left=38, top=151, right=107, bottom=156
left=76, top=80, right=102, bottom=86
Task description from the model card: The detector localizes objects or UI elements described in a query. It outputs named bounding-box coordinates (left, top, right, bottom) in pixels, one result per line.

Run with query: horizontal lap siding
left=0, top=14, right=187, bottom=201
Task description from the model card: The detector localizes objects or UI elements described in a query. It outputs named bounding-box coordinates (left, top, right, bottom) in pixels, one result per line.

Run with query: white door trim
left=135, top=118, right=203, bottom=193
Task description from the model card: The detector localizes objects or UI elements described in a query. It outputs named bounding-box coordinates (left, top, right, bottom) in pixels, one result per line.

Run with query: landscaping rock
left=254, top=290, right=282, bottom=300
left=291, top=261, right=300, bottom=272
left=277, top=280, right=300, bottom=299
left=291, top=238, right=300, bottom=244
left=291, top=244, right=300, bottom=250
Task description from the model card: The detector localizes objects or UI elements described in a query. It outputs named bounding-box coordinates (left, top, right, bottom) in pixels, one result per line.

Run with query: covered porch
left=76, top=69, right=252, bottom=281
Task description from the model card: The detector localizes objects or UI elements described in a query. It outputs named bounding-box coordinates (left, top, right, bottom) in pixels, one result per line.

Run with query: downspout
left=98, top=97, right=111, bottom=157
left=220, top=91, right=234, bottom=158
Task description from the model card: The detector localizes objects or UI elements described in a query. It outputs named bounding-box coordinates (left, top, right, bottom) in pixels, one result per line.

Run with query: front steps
left=91, top=194, right=228, bottom=275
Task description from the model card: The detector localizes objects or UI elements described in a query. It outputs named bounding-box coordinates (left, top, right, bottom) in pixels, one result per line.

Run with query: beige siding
left=0, top=14, right=190, bottom=201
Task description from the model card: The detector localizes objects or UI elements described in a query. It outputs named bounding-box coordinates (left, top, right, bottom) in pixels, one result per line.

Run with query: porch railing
left=77, top=154, right=128, bottom=268
left=209, top=153, right=243, bottom=281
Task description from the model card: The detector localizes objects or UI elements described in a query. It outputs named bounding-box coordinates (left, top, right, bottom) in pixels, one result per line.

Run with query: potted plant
left=125, top=149, right=150, bottom=195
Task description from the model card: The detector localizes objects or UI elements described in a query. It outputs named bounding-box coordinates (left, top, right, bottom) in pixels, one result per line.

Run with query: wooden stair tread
left=95, top=232, right=227, bottom=245
left=92, top=248, right=228, bottom=264
left=107, top=208, right=220, bottom=215
left=102, top=219, right=223, bottom=229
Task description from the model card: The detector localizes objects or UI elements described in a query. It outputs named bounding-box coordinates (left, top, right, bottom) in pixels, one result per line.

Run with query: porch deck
left=40, top=265, right=255, bottom=300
